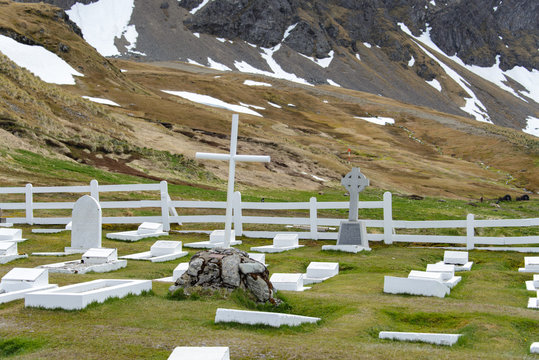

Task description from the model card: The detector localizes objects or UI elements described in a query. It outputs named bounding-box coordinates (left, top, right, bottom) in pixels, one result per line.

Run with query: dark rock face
left=169, top=248, right=276, bottom=304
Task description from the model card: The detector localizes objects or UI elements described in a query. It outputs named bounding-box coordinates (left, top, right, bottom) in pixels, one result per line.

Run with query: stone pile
left=169, top=248, right=276, bottom=304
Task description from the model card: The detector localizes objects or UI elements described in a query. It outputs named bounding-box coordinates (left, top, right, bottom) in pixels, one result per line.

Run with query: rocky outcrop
left=169, top=248, right=276, bottom=304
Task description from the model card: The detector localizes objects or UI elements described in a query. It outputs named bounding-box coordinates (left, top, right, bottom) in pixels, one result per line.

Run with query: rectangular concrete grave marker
left=0, top=228, right=25, bottom=242
left=38, top=248, right=126, bottom=274
left=106, top=222, right=168, bottom=242
left=65, top=195, right=101, bottom=253
left=529, top=298, right=538, bottom=309
left=0, top=268, right=57, bottom=304
left=120, top=241, right=188, bottom=263
left=0, top=241, right=28, bottom=264
left=383, top=276, right=450, bottom=298
left=184, top=230, right=242, bottom=248
left=270, top=273, right=310, bottom=291
left=534, top=275, right=539, bottom=288
left=444, top=251, right=468, bottom=265
left=168, top=347, right=230, bottom=360
left=379, top=331, right=461, bottom=346
left=426, top=263, right=455, bottom=280
left=408, top=270, right=445, bottom=282
left=82, top=248, right=117, bottom=265
left=195, top=114, right=270, bottom=248
left=173, top=262, right=189, bottom=281
left=303, top=262, right=339, bottom=285
left=519, top=257, right=539, bottom=273
left=215, top=308, right=320, bottom=327
left=32, top=221, right=72, bottom=234
left=531, top=342, right=539, bottom=354
left=25, top=279, right=152, bottom=310
left=250, top=234, right=303, bottom=253
left=248, top=253, right=266, bottom=265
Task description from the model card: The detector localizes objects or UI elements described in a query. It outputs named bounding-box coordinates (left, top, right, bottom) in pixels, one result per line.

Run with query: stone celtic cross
left=341, top=167, right=369, bottom=221
left=196, top=114, right=270, bottom=248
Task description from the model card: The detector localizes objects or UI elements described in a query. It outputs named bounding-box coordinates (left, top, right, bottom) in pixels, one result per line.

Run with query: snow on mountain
left=0, top=35, right=83, bottom=85
left=523, top=116, right=539, bottom=137
left=354, top=116, right=395, bottom=126
left=162, top=90, right=263, bottom=117
left=66, top=0, right=138, bottom=57
left=82, top=96, right=120, bottom=106
left=426, top=79, right=442, bottom=92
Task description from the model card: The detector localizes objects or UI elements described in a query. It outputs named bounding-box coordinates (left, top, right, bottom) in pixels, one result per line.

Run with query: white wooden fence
left=1, top=180, right=538, bottom=249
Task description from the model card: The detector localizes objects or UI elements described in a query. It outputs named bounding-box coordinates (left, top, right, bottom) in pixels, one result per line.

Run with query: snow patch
left=356, top=54, right=361, bottom=61
left=243, top=80, right=272, bottom=87
left=408, top=56, right=415, bottom=67
left=493, top=6, right=498, bottom=11
left=187, top=58, right=204, bottom=66
left=193, top=32, right=200, bottom=38
left=67, top=0, right=137, bottom=57
left=430, top=0, right=436, bottom=6
left=327, top=79, right=341, bottom=87
left=283, top=23, right=298, bottom=40
left=216, top=37, right=226, bottom=43
left=426, top=79, right=442, bottom=92
left=268, top=102, right=282, bottom=109
left=190, top=0, right=213, bottom=15
left=82, top=96, right=120, bottom=107
left=523, top=116, right=539, bottom=137
left=288, top=104, right=296, bottom=107
left=0, top=35, right=83, bottom=85
left=239, top=102, right=266, bottom=110
left=207, top=57, right=231, bottom=71
left=299, top=50, right=334, bottom=68
left=354, top=116, right=395, bottom=126
left=363, top=42, right=372, bottom=48
left=162, top=90, right=263, bottom=117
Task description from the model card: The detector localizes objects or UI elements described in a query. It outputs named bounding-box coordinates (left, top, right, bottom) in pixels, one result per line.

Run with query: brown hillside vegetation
left=0, top=1, right=537, bottom=199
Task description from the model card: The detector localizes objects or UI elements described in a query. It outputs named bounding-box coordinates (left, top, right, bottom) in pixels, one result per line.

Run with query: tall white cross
left=341, top=167, right=369, bottom=221
left=196, top=114, right=270, bottom=248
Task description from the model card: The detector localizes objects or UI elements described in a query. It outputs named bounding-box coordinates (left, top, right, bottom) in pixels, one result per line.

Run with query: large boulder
left=169, top=248, right=276, bottom=303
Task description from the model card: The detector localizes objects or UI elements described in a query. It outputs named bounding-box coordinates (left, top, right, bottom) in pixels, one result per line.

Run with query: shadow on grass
left=0, top=337, right=46, bottom=358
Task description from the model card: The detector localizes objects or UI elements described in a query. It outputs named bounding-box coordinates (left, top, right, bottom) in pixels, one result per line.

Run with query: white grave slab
left=444, top=251, right=468, bottom=265
left=270, top=273, right=310, bottom=291
left=38, top=248, right=126, bottom=274
left=215, top=308, right=320, bottom=327
left=528, top=298, right=538, bottom=309
left=383, top=276, right=450, bottom=298
left=409, top=270, right=461, bottom=289
left=25, top=279, right=152, bottom=310
left=303, top=262, right=339, bottom=285
left=534, top=275, right=539, bottom=288
left=106, top=222, right=169, bottom=242
left=250, top=234, right=303, bottom=253
left=248, top=253, right=266, bottom=266
left=531, top=342, right=539, bottom=354
left=65, top=195, right=101, bottom=253
left=519, top=257, right=539, bottom=273
left=153, top=262, right=189, bottom=283
left=526, top=280, right=537, bottom=291
left=435, top=260, right=472, bottom=272
left=184, top=230, right=242, bottom=249
left=120, top=241, right=188, bottom=262
left=426, top=263, right=455, bottom=280
left=32, top=222, right=72, bottom=234
left=0, top=228, right=25, bottom=242
left=0, top=268, right=57, bottom=304
left=168, top=347, right=230, bottom=360
left=0, top=223, right=13, bottom=227
left=379, top=331, right=461, bottom=346
left=0, top=241, right=27, bottom=264
left=321, top=244, right=370, bottom=253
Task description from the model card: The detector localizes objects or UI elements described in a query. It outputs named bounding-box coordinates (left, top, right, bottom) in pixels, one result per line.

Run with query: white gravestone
left=409, top=269, right=461, bottom=289
left=210, top=230, right=237, bottom=244
left=444, top=251, right=468, bottom=265
left=270, top=273, right=310, bottom=291
left=383, top=276, right=450, bottom=298
left=120, top=241, right=188, bottom=263
left=106, top=222, right=168, bottom=242
left=534, top=274, right=539, bottom=288
left=0, top=241, right=27, bottom=264
left=248, top=253, right=266, bottom=265
left=0, top=268, right=57, bottom=304
left=303, top=262, right=339, bottom=285
left=66, top=195, right=101, bottom=253
left=82, top=248, right=117, bottom=265
left=426, top=263, right=455, bottom=280
left=0, top=228, right=24, bottom=242
left=379, top=331, right=461, bottom=346
left=168, top=347, right=230, bottom=360
left=519, top=257, right=539, bottom=273
left=531, top=342, right=539, bottom=354
left=195, top=114, right=270, bottom=248
left=250, top=234, right=303, bottom=253
left=39, top=248, right=126, bottom=274
left=215, top=308, right=320, bottom=327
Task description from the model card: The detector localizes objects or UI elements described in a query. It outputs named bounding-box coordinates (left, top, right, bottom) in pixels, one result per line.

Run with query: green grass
left=0, top=337, right=46, bottom=358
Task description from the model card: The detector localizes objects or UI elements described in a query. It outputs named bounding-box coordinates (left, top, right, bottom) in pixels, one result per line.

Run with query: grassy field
left=0, top=219, right=538, bottom=359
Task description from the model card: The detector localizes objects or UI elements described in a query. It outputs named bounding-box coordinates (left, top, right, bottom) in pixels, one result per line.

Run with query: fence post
left=383, top=192, right=393, bottom=244
left=25, top=183, right=33, bottom=225
left=160, top=181, right=170, bottom=231
left=466, top=213, right=475, bottom=250
left=310, top=197, right=318, bottom=240
left=233, top=191, right=243, bottom=236
left=90, top=179, right=99, bottom=202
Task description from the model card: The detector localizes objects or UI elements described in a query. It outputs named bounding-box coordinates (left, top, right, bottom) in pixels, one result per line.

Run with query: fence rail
left=1, top=180, right=537, bottom=248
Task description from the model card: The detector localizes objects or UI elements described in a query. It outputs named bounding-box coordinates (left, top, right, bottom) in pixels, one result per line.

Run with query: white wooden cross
left=341, top=167, right=369, bottom=221
left=196, top=114, right=270, bottom=248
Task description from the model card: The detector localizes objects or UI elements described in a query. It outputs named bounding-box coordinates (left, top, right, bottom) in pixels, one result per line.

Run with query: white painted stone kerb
left=106, top=222, right=168, bottom=242
left=519, top=257, right=539, bottom=273
left=120, top=241, right=188, bottom=262
left=303, top=262, right=339, bottom=285
left=321, top=244, right=370, bottom=253
left=379, top=331, right=461, bottom=346
left=0, top=242, right=27, bottom=264
left=38, top=248, right=126, bottom=274
left=215, top=308, right=320, bottom=327
left=270, top=273, right=310, bottom=291
left=383, top=276, right=450, bottom=298
left=0, top=268, right=57, bottom=304
left=25, top=279, right=152, bottom=310
left=250, top=234, right=303, bottom=253
left=184, top=230, right=242, bottom=249
left=168, top=346, right=230, bottom=360
left=0, top=228, right=25, bottom=242
left=531, top=342, right=539, bottom=354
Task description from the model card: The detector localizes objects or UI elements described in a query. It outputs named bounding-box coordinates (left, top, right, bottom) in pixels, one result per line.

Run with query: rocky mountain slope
left=15, top=0, right=539, bottom=134
left=0, top=1, right=537, bottom=199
